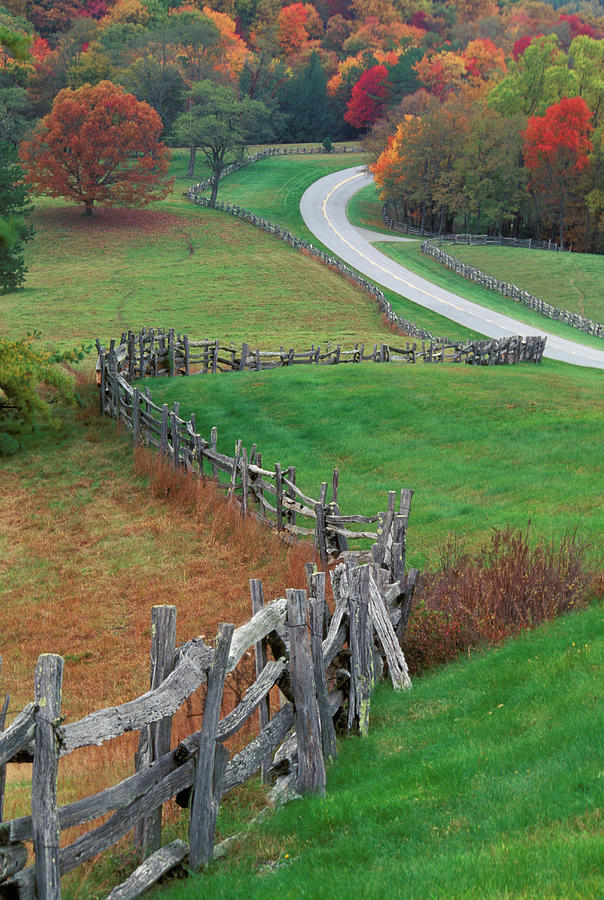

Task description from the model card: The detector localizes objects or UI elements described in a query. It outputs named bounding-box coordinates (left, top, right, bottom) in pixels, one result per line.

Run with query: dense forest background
left=1, top=0, right=603, bottom=249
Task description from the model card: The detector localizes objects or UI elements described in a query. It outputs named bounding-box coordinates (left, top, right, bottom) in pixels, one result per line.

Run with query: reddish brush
left=404, top=525, right=599, bottom=674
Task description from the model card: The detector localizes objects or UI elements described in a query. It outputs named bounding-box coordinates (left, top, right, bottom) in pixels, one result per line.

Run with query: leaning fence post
left=32, top=653, right=64, bottom=900
left=309, top=584, right=337, bottom=765
left=250, top=580, right=271, bottom=783
left=287, top=589, right=326, bottom=796
left=134, top=605, right=177, bottom=857
left=189, top=622, right=234, bottom=871
left=347, top=567, right=375, bottom=736
left=0, top=656, right=8, bottom=823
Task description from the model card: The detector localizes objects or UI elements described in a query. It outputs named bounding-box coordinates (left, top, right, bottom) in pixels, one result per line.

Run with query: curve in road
left=300, top=166, right=604, bottom=370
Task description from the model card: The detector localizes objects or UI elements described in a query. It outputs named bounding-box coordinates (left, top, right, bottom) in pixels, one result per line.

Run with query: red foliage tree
left=344, top=64, right=389, bottom=128
left=559, top=14, right=595, bottom=40
left=19, top=81, right=173, bottom=215
left=523, top=96, right=593, bottom=247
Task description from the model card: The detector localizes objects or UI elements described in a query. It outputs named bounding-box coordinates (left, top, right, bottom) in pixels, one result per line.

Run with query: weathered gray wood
left=62, top=640, right=214, bottom=754
left=274, top=463, right=283, bottom=531
left=210, top=426, right=218, bottom=479
left=314, top=503, right=328, bottom=565
left=221, top=702, right=294, bottom=795
left=240, top=447, right=249, bottom=517
left=0, top=658, right=7, bottom=824
left=104, top=839, right=189, bottom=900
left=134, top=605, right=177, bottom=856
left=347, top=567, right=375, bottom=736
left=397, top=568, right=419, bottom=642
left=159, top=405, right=169, bottom=458
left=310, top=570, right=329, bottom=639
left=32, top=654, right=63, bottom=900
left=287, top=590, right=326, bottom=796
left=217, top=659, right=284, bottom=743
left=227, top=597, right=287, bottom=672
left=309, top=594, right=337, bottom=765
left=367, top=567, right=411, bottom=691
left=132, top=388, right=141, bottom=447
left=249, top=580, right=270, bottom=783
left=0, top=842, right=28, bottom=881
left=189, top=622, right=234, bottom=871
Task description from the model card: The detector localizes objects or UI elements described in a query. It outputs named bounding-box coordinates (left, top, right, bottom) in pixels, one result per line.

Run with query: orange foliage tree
left=19, top=81, right=173, bottom=215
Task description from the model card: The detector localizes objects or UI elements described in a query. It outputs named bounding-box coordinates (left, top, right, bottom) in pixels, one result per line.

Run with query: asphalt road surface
left=300, top=166, right=604, bottom=370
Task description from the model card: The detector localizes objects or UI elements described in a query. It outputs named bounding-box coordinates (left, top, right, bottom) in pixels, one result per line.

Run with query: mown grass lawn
left=146, top=360, right=604, bottom=568
left=449, top=244, right=604, bottom=324
left=150, top=601, right=604, bottom=900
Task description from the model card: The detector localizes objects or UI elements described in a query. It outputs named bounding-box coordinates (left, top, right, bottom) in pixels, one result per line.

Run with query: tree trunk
left=209, top=173, right=219, bottom=208
left=558, top=199, right=565, bottom=249
left=84, top=200, right=93, bottom=216
left=187, top=145, right=197, bottom=179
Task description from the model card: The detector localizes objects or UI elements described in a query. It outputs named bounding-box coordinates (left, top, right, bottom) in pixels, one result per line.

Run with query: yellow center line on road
left=322, top=173, right=471, bottom=316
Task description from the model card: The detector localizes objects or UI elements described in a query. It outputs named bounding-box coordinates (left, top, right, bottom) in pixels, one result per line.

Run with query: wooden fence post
left=309, top=587, right=337, bottom=765
left=132, top=388, right=141, bottom=448
left=249, top=580, right=270, bottom=783
left=287, top=589, right=326, bottom=796
left=134, top=605, right=177, bottom=857
left=274, top=463, right=283, bottom=532
left=347, top=567, right=375, bottom=736
left=0, top=656, right=8, bottom=823
left=189, top=623, right=234, bottom=871
left=32, top=653, right=64, bottom=900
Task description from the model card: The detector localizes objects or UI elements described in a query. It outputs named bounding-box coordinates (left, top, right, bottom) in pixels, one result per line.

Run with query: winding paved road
left=300, top=166, right=604, bottom=370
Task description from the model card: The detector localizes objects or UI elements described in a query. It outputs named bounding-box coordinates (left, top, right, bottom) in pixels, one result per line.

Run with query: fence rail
left=96, top=327, right=545, bottom=560
left=0, top=537, right=418, bottom=897
left=189, top=144, right=361, bottom=195
left=382, top=203, right=566, bottom=252
left=188, top=194, right=548, bottom=357
left=421, top=240, right=603, bottom=340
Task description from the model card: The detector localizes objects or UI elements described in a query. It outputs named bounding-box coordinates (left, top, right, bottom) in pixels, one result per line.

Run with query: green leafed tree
left=173, top=80, right=272, bottom=203
left=0, top=141, right=34, bottom=292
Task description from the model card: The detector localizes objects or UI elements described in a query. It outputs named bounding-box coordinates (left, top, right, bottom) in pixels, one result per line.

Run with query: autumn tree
left=344, top=63, right=389, bottom=128
left=19, top=80, right=173, bottom=215
left=523, top=96, right=593, bottom=247
left=173, top=79, right=271, bottom=201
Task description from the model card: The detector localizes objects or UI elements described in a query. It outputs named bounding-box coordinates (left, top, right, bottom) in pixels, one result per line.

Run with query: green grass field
left=0, top=154, right=397, bottom=353
left=151, top=601, right=604, bottom=900
left=3, top=148, right=603, bottom=899
left=146, top=360, right=603, bottom=568
left=449, top=244, right=604, bottom=324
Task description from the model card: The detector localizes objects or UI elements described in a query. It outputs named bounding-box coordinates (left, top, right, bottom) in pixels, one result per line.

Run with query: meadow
left=1, top=147, right=602, bottom=897
left=146, top=360, right=603, bottom=569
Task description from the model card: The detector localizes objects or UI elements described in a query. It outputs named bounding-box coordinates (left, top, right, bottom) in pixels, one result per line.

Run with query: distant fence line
left=421, top=240, right=603, bottom=340
left=382, top=202, right=566, bottom=251
left=96, top=329, right=428, bottom=564
left=0, top=545, right=418, bottom=897
left=187, top=194, right=546, bottom=361
left=189, top=144, right=361, bottom=195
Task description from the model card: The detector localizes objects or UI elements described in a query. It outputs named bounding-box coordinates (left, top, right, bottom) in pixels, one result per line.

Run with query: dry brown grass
left=0, top=377, right=318, bottom=827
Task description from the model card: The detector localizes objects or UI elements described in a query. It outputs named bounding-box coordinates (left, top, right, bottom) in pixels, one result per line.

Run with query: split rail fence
left=421, top=240, right=603, bottom=340
left=383, top=202, right=566, bottom=251
left=0, top=519, right=419, bottom=897
left=97, top=327, right=544, bottom=563
left=187, top=193, right=547, bottom=357
left=189, top=144, right=361, bottom=195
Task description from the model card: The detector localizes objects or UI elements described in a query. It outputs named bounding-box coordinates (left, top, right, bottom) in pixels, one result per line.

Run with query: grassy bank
left=146, top=360, right=603, bottom=568
left=449, top=244, right=604, bottom=324
left=153, top=601, right=604, bottom=900
left=375, top=242, right=604, bottom=352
